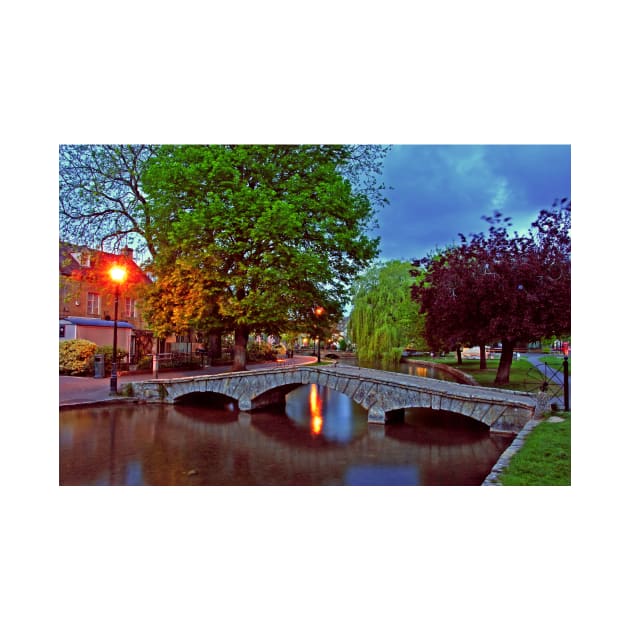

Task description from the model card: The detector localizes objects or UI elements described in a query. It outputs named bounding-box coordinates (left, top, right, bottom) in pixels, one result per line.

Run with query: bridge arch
left=174, top=390, right=238, bottom=409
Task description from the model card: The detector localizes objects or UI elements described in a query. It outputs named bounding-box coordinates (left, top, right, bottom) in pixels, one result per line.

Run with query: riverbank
left=485, top=411, right=571, bottom=485
left=405, top=354, right=571, bottom=485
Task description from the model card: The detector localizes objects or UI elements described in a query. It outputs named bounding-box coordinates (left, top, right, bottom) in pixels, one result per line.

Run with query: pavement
left=59, top=355, right=317, bottom=407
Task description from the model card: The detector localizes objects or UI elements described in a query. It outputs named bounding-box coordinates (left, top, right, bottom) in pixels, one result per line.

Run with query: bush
left=95, top=345, right=128, bottom=373
left=59, top=339, right=98, bottom=375
left=138, top=355, right=153, bottom=369
left=121, top=383, right=134, bottom=397
left=247, top=341, right=277, bottom=361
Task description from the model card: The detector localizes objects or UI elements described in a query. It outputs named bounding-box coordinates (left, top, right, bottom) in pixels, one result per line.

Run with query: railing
left=125, top=352, right=204, bottom=371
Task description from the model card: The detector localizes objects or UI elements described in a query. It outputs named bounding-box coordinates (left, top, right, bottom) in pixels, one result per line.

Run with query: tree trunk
left=232, top=325, right=249, bottom=371
left=208, top=332, right=222, bottom=364
left=476, top=340, right=487, bottom=370
left=495, top=339, right=515, bottom=384
left=455, top=344, right=462, bottom=365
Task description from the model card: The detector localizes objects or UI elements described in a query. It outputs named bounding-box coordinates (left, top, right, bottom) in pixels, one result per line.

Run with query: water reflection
left=309, top=384, right=323, bottom=435
left=345, top=465, right=420, bottom=486
left=341, top=358, right=457, bottom=381
left=401, top=363, right=449, bottom=380
left=60, top=383, right=513, bottom=485
left=285, top=384, right=365, bottom=444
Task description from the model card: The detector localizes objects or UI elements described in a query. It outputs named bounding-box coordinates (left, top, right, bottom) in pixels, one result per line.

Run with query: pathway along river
left=59, top=361, right=513, bottom=485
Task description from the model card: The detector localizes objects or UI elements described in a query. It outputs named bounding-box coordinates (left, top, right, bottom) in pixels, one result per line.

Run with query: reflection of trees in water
left=387, top=409, right=495, bottom=445
left=382, top=409, right=513, bottom=485
left=173, top=397, right=239, bottom=422
left=60, top=406, right=171, bottom=485
left=341, top=358, right=459, bottom=382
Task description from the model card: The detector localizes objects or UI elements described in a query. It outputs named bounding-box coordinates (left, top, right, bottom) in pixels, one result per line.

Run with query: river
left=59, top=360, right=512, bottom=485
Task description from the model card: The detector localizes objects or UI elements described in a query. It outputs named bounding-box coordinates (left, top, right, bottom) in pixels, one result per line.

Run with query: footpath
left=522, top=352, right=571, bottom=410
left=59, top=355, right=316, bottom=407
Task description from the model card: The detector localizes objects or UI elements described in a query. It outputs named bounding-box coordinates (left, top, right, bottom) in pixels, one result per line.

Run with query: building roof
left=59, top=242, right=151, bottom=285
left=62, top=316, right=134, bottom=329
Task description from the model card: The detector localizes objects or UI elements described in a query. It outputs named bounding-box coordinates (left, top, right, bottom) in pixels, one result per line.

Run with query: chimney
left=121, top=246, right=134, bottom=260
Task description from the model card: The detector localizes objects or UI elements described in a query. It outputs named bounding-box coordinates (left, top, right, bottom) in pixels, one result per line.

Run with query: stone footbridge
left=128, top=365, right=538, bottom=434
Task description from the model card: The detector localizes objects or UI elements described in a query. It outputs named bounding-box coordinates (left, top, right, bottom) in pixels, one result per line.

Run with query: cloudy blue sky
left=372, top=145, right=571, bottom=262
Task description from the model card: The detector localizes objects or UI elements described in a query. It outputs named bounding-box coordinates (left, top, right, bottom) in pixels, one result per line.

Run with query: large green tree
left=348, top=260, right=426, bottom=366
left=141, top=144, right=386, bottom=371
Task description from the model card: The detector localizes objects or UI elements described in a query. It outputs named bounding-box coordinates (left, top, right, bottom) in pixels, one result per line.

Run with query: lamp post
left=314, top=306, right=324, bottom=362
left=562, top=341, right=570, bottom=411
left=109, top=265, right=127, bottom=395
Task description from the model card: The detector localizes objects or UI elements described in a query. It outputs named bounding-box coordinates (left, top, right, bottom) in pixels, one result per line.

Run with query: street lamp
left=109, top=264, right=128, bottom=395
left=314, top=306, right=324, bottom=362
left=562, top=341, right=570, bottom=411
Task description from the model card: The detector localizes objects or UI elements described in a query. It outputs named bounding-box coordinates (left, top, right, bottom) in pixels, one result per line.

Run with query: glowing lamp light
left=309, top=384, right=323, bottom=435
left=109, top=265, right=127, bottom=283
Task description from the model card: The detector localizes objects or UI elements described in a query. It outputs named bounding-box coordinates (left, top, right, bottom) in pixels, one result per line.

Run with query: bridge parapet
left=129, top=365, right=538, bottom=434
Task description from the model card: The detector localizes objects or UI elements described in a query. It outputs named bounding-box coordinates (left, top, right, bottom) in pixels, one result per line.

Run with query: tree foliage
left=59, top=144, right=157, bottom=257
left=141, top=144, right=386, bottom=370
left=348, top=260, right=425, bottom=366
left=59, top=143, right=388, bottom=371
left=412, top=200, right=571, bottom=384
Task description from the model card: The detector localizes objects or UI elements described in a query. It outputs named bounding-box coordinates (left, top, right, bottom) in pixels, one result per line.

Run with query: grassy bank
left=499, top=412, right=571, bottom=485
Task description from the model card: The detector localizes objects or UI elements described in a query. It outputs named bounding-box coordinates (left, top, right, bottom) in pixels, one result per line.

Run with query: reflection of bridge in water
left=130, top=365, right=538, bottom=434
left=162, top=407, right=512, bottom=485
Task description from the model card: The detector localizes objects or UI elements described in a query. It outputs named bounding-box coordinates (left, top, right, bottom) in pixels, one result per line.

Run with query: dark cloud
left=372, top=145, right=571, bottom=261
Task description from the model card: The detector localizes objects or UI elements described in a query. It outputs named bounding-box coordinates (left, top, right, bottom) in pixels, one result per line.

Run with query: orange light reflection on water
left=309, top=384, right=323, bottom=435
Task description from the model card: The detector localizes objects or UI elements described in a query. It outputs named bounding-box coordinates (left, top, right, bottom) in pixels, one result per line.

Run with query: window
left=124, top=297, right=135, bottom=319
left=87, top=292, right=99, bottom=315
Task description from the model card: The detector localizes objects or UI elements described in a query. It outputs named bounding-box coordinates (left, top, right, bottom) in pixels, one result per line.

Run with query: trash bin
left=94, top=354, right=105, bottom=378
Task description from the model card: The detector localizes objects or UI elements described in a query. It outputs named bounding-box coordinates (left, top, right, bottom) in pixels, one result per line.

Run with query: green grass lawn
left=499, top=412, right=571, bottom=485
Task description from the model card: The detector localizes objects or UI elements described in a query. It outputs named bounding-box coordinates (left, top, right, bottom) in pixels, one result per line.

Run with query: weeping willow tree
left=347, top=260, right=426, bottom=367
